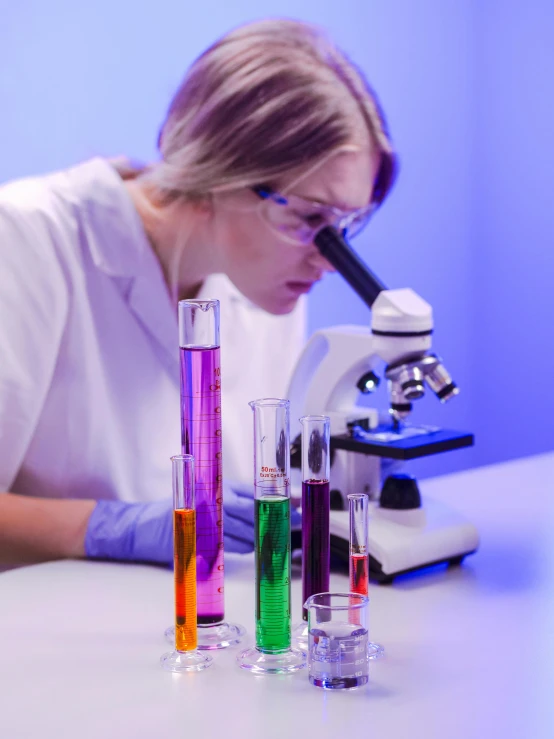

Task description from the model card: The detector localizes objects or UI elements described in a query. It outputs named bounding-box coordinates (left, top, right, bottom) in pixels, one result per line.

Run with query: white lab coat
left=0, top=159, right=306, bottom=501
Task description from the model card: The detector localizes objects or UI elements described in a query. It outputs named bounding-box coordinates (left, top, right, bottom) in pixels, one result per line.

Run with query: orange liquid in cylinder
left=174, top=509, right=197, bottom=651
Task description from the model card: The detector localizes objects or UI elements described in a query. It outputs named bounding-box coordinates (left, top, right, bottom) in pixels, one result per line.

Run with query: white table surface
left=1, top=452, right=553, bottom=739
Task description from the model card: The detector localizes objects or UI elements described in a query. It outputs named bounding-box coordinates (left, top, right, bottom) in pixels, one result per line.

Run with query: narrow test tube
left=349, top=494, right=369, bottom=597
left=237, top=399, right=305, bottom=674
left=164, top=300, right=244, bottom=650
left=160, top=455, right=212, bottom=672
left=301, top=415, right=330, bottom=621
left=348, top=493, right=384, bottom=659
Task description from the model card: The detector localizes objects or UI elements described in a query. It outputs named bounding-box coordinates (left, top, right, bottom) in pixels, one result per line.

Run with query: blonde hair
left=144, top=18, right=396, bottom=205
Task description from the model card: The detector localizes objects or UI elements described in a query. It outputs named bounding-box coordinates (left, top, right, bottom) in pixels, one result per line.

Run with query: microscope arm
left=287, top=326, right=379, bottom=437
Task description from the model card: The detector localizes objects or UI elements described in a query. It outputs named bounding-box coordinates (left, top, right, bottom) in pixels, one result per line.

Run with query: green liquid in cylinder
left=255, top=496, right=291, bottom=653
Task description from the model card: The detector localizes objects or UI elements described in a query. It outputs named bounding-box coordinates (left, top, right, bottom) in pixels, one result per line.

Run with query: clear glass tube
left=301, top=415, right=330, bottom=619
left=160, top=455, right=212, bottom=672
left=165, top=299, right=245, bottom=650
left=237, top=399, right=306, bottom=674
left=292, top=416, right=331, bottom=650
left=348, top=493, right=384, bottom=660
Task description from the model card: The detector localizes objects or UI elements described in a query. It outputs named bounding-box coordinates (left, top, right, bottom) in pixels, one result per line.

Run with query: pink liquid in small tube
left=348, top=493, right=369, bottom=626
left=180, top=346, right=224, bottom=624
left=350, top=552, right=369, bottom=596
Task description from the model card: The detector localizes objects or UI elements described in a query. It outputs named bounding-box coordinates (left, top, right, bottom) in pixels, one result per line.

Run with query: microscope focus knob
left=380, top=474, right=422, bottom=510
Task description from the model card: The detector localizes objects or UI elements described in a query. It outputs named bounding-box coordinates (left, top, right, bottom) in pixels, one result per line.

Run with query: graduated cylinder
left=178, top=299, right=224, bottom=626
left=250, top=398, right=292, bottom=654
left=301, top=415, right=331, bottom=621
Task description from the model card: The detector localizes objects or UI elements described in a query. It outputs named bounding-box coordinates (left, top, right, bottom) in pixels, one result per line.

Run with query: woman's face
left=208, top=144, right=381, bottom=315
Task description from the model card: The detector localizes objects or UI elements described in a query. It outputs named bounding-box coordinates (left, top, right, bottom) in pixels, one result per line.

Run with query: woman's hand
left=84, top=479, right=297, bottom=565
left=84, top=480, right=302, bottom=565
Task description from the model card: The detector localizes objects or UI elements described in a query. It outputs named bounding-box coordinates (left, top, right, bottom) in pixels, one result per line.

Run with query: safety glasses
left=252, top=185, right=376, bottom=246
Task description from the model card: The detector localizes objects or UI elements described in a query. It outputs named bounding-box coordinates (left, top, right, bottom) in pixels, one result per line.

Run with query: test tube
left=160, top=455, right=212, bottom=672
left=292, top=415, right=330, bottom=649
left=165, top=299, right=245, bottom=650
left=348, top=493, right=384, bottom=659
left=237, top=398, right=306, bottom=674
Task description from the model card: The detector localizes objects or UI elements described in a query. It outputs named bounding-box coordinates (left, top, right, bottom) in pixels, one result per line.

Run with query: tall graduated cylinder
left=301, top=415, right=331, bottom=621
left=178, top=300, right=224, bottom=626
left=250, top=398, right=292, bottom=653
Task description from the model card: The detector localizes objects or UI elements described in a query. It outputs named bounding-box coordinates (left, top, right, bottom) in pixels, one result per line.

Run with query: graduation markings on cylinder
left=255, top=495, right=292, bottom=653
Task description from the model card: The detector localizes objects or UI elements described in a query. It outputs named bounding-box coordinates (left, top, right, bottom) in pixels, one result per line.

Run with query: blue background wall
left=1, top=1, right=553, bottom=479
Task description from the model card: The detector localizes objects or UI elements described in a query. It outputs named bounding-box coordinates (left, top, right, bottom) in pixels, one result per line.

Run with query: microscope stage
left=332, top=425, right=474, bottom=461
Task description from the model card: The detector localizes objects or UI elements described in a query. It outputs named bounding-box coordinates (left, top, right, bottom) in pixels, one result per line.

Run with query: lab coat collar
left=72, top=160, right=258, bottom=309
left=71, top=160, right=259, bottom=380
left=73, top=158, right=179, bottom=382
left=73, top=158, right=151, bottom=279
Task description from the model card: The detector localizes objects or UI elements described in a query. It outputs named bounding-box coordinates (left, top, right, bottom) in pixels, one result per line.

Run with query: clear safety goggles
left=252, top=186, right=376, bottom=246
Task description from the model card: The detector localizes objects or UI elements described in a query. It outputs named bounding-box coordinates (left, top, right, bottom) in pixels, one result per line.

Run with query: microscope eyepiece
left=314, top=227, right=386, bottom=308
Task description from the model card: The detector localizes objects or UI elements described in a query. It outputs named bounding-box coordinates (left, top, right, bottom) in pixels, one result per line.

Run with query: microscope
left=288, top=227, right=479, bottom=583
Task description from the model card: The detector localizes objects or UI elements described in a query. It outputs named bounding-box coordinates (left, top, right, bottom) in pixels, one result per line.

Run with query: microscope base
left=329, top=497, right=479, bottom=584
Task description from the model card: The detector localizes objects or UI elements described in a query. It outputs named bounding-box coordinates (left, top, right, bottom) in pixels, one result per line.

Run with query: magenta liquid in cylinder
left=180, top=346, right=223, bottom=624
left=302, top=479, right=330, bottom=620
left=300, top=415, right=331, bottom=622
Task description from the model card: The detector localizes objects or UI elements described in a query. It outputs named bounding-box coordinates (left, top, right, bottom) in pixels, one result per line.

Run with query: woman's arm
left=0, top=482, right=259, bottom=569
left=0, top=493, right=95, bottom=566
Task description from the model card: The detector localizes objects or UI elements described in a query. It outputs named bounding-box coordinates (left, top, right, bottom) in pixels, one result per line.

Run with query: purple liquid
left=302, top=479, right=330, bottom=621
left=180, top=346, right=224, bottom=624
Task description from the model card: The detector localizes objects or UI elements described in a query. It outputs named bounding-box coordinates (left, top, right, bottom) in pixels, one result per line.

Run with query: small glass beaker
left=305, top=592, right=369, bottom=690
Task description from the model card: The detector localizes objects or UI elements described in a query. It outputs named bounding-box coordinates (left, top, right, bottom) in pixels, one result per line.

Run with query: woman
left=0, top=18, right=395, bottom=568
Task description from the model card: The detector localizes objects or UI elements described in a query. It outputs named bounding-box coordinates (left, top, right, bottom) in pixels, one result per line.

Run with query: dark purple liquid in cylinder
left=302, top=479, right=330, bottom=621
left=180, top=346, right=224, bottom=624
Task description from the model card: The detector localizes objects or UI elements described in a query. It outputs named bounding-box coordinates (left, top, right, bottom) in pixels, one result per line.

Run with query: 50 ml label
left=260, top=466, right=287, bottom=479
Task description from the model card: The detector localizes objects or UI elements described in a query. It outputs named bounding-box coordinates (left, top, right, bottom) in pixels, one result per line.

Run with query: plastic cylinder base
left=160, top=649, right=213, bottom=673
left=237, top=646, right=306, bottom=675
left=165, top=621, right=246, bottom=650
